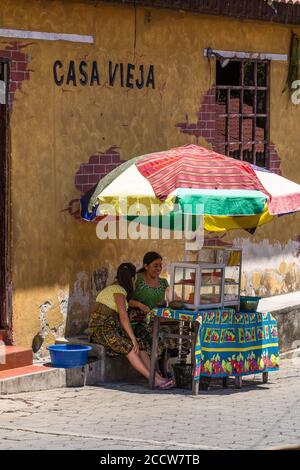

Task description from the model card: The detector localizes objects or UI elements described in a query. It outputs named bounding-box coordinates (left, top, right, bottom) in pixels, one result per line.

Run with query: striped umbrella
left=81, top=144, right=300, bottom=232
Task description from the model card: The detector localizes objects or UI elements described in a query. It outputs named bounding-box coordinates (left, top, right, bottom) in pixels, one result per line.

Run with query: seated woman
left=128, top=252, right=179, bottom=368
left=89, top=262, right=174, bottom=389
left=130, top=252, right=168, bottom=313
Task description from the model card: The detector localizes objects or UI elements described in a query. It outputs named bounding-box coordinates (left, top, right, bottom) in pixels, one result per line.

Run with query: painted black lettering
left=53, top=60, right=64, bottom=86
left=90, top=61, right=100, bottom=85
left=126, top=63, right=135, bottom=88
left=66, top=60, right=77, bottom=86
left=79, top=61, right=88, bottom=86
left=135, top=65, right=144, bottom=89
left=120, top=63, right=124, bottom=87
left=146, top=65, right=155, bottom=89
left=109, top=61, right=118, bottom=86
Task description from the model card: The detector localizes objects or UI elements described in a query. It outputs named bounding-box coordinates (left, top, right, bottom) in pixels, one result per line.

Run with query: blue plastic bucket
left=47, top=344, right=92, bottom=368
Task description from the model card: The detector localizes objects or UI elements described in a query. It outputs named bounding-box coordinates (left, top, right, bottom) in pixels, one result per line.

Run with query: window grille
left=215, top=59, right=269, bottom=167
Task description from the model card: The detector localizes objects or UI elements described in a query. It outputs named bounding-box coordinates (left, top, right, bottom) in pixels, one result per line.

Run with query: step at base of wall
left=0, top=346, right=33, bottom=372
left=0, top=364, right=66, bottom=395
left=0, top=364, right=48, bottom=379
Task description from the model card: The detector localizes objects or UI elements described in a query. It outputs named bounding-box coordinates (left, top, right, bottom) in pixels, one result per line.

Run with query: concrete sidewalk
left=0, top=357, right=299, bottom=450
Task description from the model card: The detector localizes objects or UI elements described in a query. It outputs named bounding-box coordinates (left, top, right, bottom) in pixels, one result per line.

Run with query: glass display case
left=221, top=249, right=242, bottom=309
left=170, top=245, right=242, bottom=310
left=169, top=262, right=225, bottom=310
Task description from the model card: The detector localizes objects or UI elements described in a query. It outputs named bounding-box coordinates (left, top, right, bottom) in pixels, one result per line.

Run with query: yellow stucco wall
left=1, top=0, right=300, bottom=349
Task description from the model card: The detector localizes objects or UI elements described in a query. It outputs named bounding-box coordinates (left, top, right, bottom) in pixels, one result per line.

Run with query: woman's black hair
left=138, top=251, right=162, bottom=273
left=116, top=262, right=137, bottom=300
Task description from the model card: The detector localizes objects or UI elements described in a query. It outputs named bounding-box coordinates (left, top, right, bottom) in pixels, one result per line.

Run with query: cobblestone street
left=0, top=358, right=299, bottom=450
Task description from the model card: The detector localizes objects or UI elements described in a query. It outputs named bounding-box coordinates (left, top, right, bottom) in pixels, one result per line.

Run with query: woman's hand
left=128, top=299, right=150, bottom=314
left=138, top=303, right=150, bottom=314
left=132, top=337, right=140, bottom=354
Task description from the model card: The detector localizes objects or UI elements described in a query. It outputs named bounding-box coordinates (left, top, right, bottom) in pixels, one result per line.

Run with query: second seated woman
left=128, top=252, right=178, bottom=366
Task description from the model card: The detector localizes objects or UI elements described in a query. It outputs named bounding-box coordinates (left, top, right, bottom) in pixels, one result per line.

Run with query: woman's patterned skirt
left=89, top=303, right=148, bottom=357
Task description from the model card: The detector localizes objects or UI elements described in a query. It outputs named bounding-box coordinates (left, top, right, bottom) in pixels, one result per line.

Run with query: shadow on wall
left=32, top=267, right=108, bottom=358
left=65, top=267, right=108, bottom=337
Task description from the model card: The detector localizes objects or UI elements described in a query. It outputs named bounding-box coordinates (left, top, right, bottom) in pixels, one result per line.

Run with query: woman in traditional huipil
left=129, top=252, right=179, bottom=370
left=89, top=262, right=173, bottom=389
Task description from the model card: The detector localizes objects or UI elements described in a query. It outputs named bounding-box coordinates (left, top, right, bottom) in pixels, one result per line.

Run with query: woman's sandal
left=157, top=379, right=176, bottom=390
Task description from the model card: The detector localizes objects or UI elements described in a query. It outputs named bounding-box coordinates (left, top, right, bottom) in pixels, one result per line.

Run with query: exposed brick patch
left=65, top=146, right=125, bottom=219
left=268, top=144, right=282, bottom=175
left=74, top=146, right=124, bottom=194
left=176, top=86, right=217, bottom=143
left=0, top=42, right=31, bottom=109
left=176, top=86, right=281, bottom=174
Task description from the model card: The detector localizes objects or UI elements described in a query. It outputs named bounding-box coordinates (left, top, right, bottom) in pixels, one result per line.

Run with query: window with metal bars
left=215, top=59, right=269, bottom=168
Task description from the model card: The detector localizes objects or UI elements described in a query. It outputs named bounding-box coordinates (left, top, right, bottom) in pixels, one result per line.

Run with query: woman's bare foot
left=154, top=376, right=167, bottom=386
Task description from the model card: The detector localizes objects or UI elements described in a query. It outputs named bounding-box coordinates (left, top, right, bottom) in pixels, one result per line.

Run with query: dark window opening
left=216, top=59, right=269, bottom=168
left=216, top=61, right=241, bottom=86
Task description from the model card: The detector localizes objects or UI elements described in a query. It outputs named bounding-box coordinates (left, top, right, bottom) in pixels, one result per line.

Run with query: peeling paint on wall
left=234, top=237, right=300, bottom=296
left=63, top=268, right=109, bottom=337
left=35, top=300, right=59, bottom=357
left=92, top=267, right=108, bottom=296
left=33, top=290, right=70, bottom=357
left=65, top=272, right=92, bottom=337
left=57, top=289, right=69, bottom=322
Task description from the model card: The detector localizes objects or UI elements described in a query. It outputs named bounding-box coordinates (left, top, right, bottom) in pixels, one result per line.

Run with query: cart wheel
left=262, top=372, right=269, bottom=384
left=235, top=376, right=242, bottom=389
left=222, top=377, right=228, bottom=388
